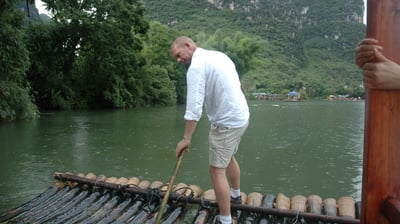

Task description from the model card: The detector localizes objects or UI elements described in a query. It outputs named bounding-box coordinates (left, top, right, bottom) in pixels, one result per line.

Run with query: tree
left=139, top=21, right=182, bottom=106
left=196, top=30, right=263, bottom=78
left=29, top=0, right=150, bottom=109
left=0, top=0, right=38, bottom=121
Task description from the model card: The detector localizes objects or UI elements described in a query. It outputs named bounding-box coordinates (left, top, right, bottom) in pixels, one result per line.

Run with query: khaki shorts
left=208, top=121, right=249, bottom=168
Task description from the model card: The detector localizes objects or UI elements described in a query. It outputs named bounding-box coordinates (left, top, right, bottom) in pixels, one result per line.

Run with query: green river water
left=0, top=100, right=365, bottom=213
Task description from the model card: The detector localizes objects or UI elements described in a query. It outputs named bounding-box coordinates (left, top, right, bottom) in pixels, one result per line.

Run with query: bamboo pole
left=154, top=151, right=185, bottom=224
left=361, top=1, right=400, bottom=223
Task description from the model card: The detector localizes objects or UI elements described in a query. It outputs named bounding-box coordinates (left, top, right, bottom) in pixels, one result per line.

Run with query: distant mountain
left=142, top=0, right=366, bottom=98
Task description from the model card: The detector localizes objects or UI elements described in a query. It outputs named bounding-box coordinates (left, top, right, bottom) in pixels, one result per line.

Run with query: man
left=171, top=36, right=250, bottom=224
left=355, top=38, right=400, bottom=89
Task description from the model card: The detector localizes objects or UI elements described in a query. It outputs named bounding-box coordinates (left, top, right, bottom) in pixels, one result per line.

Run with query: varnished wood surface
left=362, top=1, right=400, bottom=223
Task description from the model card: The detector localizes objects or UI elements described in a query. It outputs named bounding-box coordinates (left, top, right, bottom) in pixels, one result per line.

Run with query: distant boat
left=285, top=91, right=301, bottom=102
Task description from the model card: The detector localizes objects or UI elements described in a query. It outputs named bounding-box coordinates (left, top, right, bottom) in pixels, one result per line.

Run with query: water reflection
left=71, top=116, right=90, bottom=170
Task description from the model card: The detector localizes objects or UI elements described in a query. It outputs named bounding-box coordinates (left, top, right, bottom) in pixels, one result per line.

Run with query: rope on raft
left=52, top=172, right=360, bottom=224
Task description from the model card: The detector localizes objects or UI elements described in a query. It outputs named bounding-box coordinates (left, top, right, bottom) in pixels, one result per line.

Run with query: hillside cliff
left=143, top=0, right=366, bottom=98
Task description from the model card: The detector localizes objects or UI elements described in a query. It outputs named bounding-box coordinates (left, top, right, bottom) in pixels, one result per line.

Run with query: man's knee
left=209, top=166, right=225, bottom=177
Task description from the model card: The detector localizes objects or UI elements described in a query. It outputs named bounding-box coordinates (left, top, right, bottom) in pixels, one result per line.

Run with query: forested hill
left=1, top=0, right=366, bottom=121
left=143, top=0, right=366, bottom=98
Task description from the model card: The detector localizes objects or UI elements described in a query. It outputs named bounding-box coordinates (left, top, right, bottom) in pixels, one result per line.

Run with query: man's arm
left=175, top=120, right=197, bottom=157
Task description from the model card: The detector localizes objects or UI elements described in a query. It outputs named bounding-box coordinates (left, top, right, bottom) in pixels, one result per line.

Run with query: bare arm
left=175, top=120, right=197, bottom=157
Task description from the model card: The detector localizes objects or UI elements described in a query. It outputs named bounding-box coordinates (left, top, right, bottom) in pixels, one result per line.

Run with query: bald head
left=171, top=36, right=197, bottom=49
left=171, top=36, right=197, bottom=65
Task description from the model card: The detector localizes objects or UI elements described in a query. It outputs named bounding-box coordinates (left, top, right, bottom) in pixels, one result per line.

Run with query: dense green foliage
left=30, top=0, right=151, bottom=109
left=1, top=0, right=366, bottom=121
left=143, top=0, right=366, bottom=99
left=0, top=0, right=39, bottom=121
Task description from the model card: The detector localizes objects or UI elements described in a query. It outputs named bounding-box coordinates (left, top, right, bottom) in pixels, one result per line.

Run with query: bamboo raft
left=0, top=172, right=361, bottom=224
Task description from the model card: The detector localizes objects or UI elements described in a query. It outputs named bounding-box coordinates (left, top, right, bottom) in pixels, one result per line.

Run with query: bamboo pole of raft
left=361, top=1, right=400, bottom=223
left=52, top=173, right=360, bottom=224
left=154, top=151, right=185, bottom=224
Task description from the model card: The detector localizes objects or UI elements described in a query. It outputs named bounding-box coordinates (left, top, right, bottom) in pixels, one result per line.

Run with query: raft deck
left=0, top=172, right=360, bottom=224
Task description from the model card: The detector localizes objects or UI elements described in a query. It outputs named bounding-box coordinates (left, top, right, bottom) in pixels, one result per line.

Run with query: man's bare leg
left=227, top=157, right=240, bottom=190
left=210, top=166, right=231, bottom=215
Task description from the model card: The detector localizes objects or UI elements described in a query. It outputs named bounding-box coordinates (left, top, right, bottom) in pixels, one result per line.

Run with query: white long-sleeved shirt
left=184, top=48, right=249, bottom=128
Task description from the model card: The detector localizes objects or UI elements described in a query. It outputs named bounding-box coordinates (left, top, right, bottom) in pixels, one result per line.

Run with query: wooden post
left=361, top=1, right=400, bottom=223
left=382, top=197, right=400, bottom=223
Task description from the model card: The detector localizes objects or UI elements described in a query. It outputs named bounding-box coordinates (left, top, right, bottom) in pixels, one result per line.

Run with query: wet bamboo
left=0, top=186, right=59, bottom=222
left=23, top=187, right=81, bottom=223
left=37, top=190, right=91, bottom=223
left=79, top=195, right=120, bottom=224
left=96, top=197, right=135, bottom=224
left=65, top=192, right=111, bottom=223
left=53, top=172, right=360, bottom=224
left=54, top=190, right=106, bottom=223
left=114, top=181, right=153, bottom=223
left=155, top=183, right=198, bottom=224
left=258, top=194, right=275, bottom=223
left=361, top=1, right=400, bottom=223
